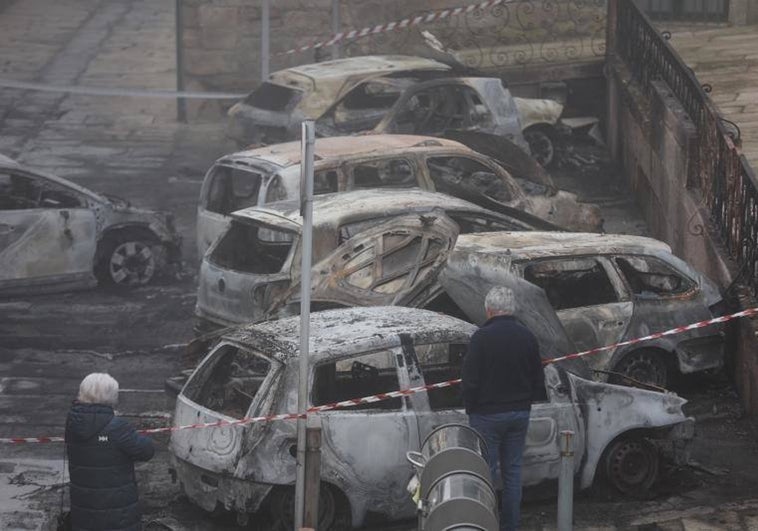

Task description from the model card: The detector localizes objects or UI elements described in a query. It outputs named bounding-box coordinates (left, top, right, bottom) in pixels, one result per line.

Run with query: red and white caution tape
left=3, top=306, right=756, bottom=444
left=281, top=0, right=506, bottom=56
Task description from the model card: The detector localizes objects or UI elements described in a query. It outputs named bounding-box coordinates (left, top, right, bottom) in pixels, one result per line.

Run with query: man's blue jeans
left=469, top=410, right=531, bottom=531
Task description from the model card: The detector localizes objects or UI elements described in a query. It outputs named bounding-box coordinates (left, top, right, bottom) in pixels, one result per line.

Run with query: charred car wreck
left=169, top=306, right=694, bottom=529
left=0, top=154, right=182, bottom=293
left=194, top=189, right=555, bottom=334
left=196, top=134, right=600, bottom=255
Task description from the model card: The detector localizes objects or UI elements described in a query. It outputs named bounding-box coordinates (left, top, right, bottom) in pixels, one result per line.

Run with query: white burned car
left=169, top=306, right=694, bottom=529
left=196, top=135, right=600, bottom=256
left=0, top=155, right=182, bottom=293
left=443, top=232, right=726, bottom=386
left=194, top=189, right=555, bottom=334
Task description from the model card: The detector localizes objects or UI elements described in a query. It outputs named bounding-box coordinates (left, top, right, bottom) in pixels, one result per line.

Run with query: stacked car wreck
left=151, top=54, right=729, bottom=529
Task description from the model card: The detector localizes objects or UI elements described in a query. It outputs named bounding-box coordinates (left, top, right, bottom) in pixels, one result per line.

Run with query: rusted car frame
left=0, top=154, right=181, bottom=293
left=169, top=306, right=694, bottom=528
left=195, top=135, right=600, bottom=256
left=442, top=231, right=725, bottom=386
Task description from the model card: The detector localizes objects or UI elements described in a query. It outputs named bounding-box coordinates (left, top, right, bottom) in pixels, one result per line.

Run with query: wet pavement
left=2, top=0, right=758, bottom=530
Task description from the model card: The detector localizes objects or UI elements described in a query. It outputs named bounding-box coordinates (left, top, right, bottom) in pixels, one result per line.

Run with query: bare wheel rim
left=619, top=351, right=667, bottom=387
left=108, top=241, right=155, bottom=286
left=524, top=129, right=554, bottom=167
left=607, top=439, right=658, bottom=494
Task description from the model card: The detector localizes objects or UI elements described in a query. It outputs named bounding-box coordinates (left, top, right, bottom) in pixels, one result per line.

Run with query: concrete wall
left=607, top=59, right=758, bottom=414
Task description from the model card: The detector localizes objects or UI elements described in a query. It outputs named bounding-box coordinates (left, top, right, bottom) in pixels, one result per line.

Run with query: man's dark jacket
left=462, top=315, right=547, bottom=414
left=65, top=402, right=154, bottom=531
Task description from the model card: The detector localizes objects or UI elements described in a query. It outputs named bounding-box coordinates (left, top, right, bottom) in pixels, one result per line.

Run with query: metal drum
left=414, top=424, right=492, bottom=499
left=424, top=471, right=498, bottom=531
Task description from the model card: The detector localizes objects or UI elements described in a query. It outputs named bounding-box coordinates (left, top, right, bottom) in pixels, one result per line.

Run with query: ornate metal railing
left=616, top=0, right=758, bottom=293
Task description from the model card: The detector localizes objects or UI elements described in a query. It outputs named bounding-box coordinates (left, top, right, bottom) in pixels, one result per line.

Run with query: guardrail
left=615, top=0, right=758, bottom=295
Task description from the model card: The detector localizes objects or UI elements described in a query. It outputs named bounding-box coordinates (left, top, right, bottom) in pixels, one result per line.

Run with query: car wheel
left=611, top=349, right=668, bottom=388
left=96, top=233, right=157, bottom=287
left=258, top=483, right=349, bottom=531
left=523, top=125, right=555, bottom=167
left=601, top=436, right=659, bottom=497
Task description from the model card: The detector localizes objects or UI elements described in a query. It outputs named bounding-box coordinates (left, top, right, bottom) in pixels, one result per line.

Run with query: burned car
left=442, top=231, right=725, bottom=386
left=169, top=306, right=694, bottom=529
left=226, top=55, right=452, bottom=146
left=0, top=154, right=181, bottom=293
left=195, top=189, right=555, bottom=334
left=196, top=135, right=600, bottom=255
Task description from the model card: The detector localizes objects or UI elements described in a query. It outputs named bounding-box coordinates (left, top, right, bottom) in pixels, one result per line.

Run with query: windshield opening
left=245, top=82, right=302, bottom=111
left=211, top=221, right=294, bottom=273
left=183, top=345, right=272, bottom=419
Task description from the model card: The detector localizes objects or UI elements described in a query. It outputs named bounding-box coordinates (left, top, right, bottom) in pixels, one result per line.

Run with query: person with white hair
left=65, top=373, right=154, bottom=531
left=462, top=286, right=546, bottom=531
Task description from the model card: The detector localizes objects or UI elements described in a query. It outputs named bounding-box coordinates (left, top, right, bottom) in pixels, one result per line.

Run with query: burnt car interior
left=351, top=158, right=417, bottom=189
left=0, top=172, right=83, bottom=210
left=312, top=350, right=402, bottom=410
left=615, top=256, right=692, bottom=296
left=393, top=85, right=492, bottom=136
left=184, top=345, right=271, bottom=419
left=447, top=211, right=525, bottom=233
left=427, top=156, right=516, bottom=203
left=245, top=82, right=303, bottom=111
left=413, top=342, right=467, bottom=409
left=524, top=258, right=619, bottom=311
left=205, top=165, right=264, bottom=215
left=211, top=222, right=293, bottom=274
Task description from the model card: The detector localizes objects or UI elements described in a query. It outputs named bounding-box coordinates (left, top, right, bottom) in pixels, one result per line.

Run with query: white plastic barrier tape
left=2, top=305, right=754, bottom=443
left=281, top=0, right=507, bottom=56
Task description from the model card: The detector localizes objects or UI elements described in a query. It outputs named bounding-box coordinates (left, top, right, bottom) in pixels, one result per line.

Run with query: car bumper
left=170, top=456, right=274, bottom=514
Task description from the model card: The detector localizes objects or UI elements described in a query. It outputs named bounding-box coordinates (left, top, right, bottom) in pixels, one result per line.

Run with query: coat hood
left=66, top=403, right=114, bottom=441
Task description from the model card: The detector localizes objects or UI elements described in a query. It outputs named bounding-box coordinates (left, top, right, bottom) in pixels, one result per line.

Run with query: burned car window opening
left=312, top=349, right=402, bottom=410
left=206, top=165, right=264, bottom=215
left=245, top=82, right=302, bottom=111
left=524, top=258, right=619, bottom=311
left=0, top=172, right=82, bottom=210
left=210, top=222, right=293, bottom=274
left=448, top=212, right=522, bottom=233
left=314, top=170, right=338, bottom=195
left=427, top=156, right=513, bottom=203
left=414, top=342, right=467, bottom=410
left=615, top=256, right=693, bottom=296
left=184, top=345, right=272, bottom=419
left=352, top=159, right=416, bottom=189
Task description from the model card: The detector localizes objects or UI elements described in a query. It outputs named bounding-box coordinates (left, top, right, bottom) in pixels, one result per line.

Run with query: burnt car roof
left=221, top=135, right=469, bottom=168
left=454, top=232, right=672, bottom=260
left=230, top=189, right=499, bottom=231
left=223, top=306, right=476, bottom=362
left=270, top=55, right=450, bottom=85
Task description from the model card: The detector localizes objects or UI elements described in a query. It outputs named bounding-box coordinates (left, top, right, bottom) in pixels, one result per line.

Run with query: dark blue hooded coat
left=65, top=402, right=154, bottom=531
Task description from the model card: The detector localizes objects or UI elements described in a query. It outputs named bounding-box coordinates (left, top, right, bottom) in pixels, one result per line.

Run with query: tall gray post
left=331, top=0, right=341, bottom=59
left=294, top=121, right=315, bottom=531
left=261, top=0, right=271, bottom=81
left=557, top=430, right=575, bottom=531
left=175, top=0, right=186, bottom=122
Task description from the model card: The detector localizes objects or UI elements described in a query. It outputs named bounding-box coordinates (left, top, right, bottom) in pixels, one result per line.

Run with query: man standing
left=463, top=286, right=547, bottom=531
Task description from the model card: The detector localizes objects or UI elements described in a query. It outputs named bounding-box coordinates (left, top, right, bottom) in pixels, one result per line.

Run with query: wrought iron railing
left=615, top=0, right=758, bottom=293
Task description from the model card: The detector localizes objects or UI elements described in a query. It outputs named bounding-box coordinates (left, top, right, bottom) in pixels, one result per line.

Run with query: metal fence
left=615, top=0, right=758, bottom=293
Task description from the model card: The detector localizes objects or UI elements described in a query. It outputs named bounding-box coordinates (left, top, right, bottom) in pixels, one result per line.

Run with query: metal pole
left=331, top=0, right=340, bottom=60
left=303, top=415, right=322, bottom=529
left=294, top=120, right=316, bottom=531
left=557, top=430, right=575, bottom=531
left=261, top=0, right=271, bottom=81
left=175, top=0, right=186, bottom=122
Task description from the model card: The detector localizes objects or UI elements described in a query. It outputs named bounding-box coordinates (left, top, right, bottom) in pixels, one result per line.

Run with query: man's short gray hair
left=485, top=286, right=516, bottom=315
left=77, top=373, right=119, bottom=406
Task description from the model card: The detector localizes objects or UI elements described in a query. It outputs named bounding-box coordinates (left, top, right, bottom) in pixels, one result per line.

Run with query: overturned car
left=196, top=134, right=600, bottom=255
left=0, top=154, right=182, bottom=293
left=169, top=306, right=694, bottom=529
left=443, top=231, right=726, bottom=386
left=195, top=189, right=555, bottom=334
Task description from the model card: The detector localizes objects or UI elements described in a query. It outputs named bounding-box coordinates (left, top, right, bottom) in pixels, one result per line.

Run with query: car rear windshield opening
left=184, top=345, right=272, bottom=419
left=245, top=82, right=302, bottom=111
left=211, top=222, right=294, bottom=274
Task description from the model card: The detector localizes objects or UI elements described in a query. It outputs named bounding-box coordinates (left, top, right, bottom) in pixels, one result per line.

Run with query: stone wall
left=607, top=59, right=758, bottom=415
left=178, top=0, right=607, bottom=120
